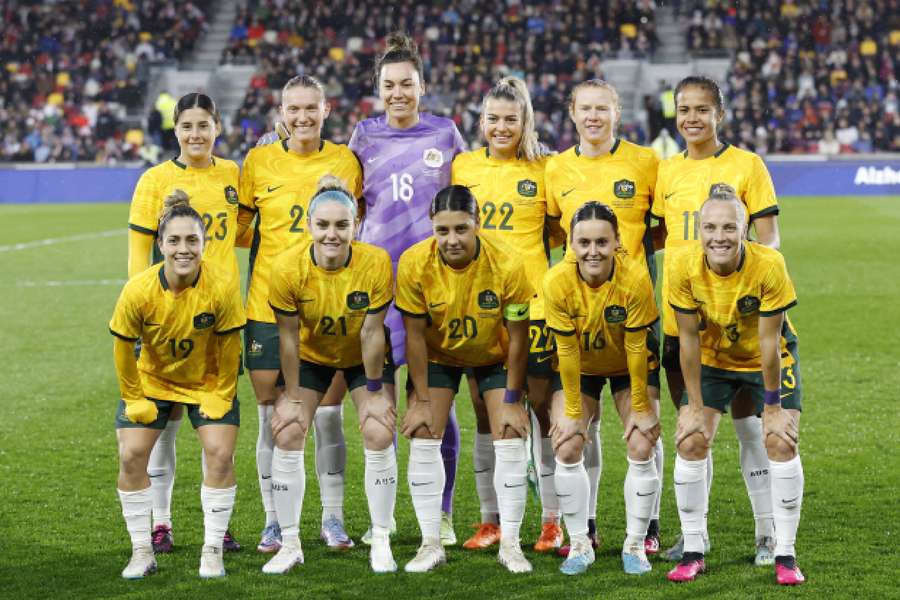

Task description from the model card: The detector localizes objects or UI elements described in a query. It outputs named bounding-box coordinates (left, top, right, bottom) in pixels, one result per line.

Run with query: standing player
left=240, top=75, right=363, bottom=553
left=544, top=79, right=663, bottom=555
left=349, top=32, right=467, bottom=545
left=263, top=177, right=399, bottom=574
left=112, top=192, right=244, bottom=579
left=653, top=75, right=790, bottom=564
left=127, top=93, right=243, bottom=553
left=450, top=77, right=559, bottom=552
left=396, top=186, right=534, bottom=573
left=543, top=202, right=661, bottom=576
left=666, top=187, right=805, bottom=585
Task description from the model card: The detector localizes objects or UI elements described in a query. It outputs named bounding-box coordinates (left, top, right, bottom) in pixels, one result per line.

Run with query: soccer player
left=127, top=93, right=242, bottom=554
left=544, top=79, right=663, bottom=555
left=450, top=76, right=559, bottom=552
left=349, top=32, right=467, bottom=545
left=665, top=186, right=805, bottom=586
left=653, top=75, right=791, bottom=564
left=112, top=192, right=245, bottom=579
left=240, top=75, right=363, bottom=553
left=263, top=176, right=398, bottom=574
left=543, top=202, right=661, bottom=576
left=396, top=185, right=534, bottom=573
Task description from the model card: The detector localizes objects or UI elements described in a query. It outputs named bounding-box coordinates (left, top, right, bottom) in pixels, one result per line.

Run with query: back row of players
left=111, top=33, right=805, bottom=584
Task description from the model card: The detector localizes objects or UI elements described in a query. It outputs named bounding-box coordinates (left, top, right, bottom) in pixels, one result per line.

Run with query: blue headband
left=308, top=189, right=357, bottom=219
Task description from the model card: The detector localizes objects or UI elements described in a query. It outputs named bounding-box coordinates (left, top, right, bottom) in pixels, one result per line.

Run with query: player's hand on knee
left=124, top=398, right=158, bottom=425
left=199, top=394, right=231, bottom=421
left=675, top=406, right=707, bottom=446
left=498, top=402, right=530, bottom=439
left=359, top=389, right=396, bottom=434
left=624, top=410, right=660, bottom=445
left=763, top=405, right=798, bottom=451
left=549, top=414, right=587, bottom=452
left=272, top=393, right=306, bottom=437
left=400, top=400, right=435, bottom=439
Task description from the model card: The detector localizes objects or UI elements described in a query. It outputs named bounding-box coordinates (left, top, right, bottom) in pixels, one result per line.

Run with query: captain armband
left=503, top=302, right=530, bottom=321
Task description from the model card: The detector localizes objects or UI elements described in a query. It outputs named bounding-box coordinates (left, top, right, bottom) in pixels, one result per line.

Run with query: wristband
left=503, top=389, right=523, bottom=404
left=366, top=378, right=383, bottom=392
left=763, top=389, right=780, bottom=406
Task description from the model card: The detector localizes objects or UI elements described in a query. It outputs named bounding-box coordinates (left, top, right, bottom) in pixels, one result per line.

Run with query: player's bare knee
left=274, top=422, right=306, bottom=450
left=556, top=437, right=583, bottom=464
left=627, top=433, right=653, bottom=461
left=676, top=432, right=708, bottom=460
left=203, top=445, right=234, bottom=478
left=118, top=445, right=148, bottom=477
left=361, top=420, right=393, bottom=450
left=765, top=434, right=796, bottom=462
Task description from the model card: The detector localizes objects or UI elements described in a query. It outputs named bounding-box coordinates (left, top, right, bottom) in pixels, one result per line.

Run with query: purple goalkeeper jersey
left=349, top=112, right=466, bottom=364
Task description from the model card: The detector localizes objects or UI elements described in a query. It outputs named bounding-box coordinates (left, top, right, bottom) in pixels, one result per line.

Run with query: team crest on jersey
left=613, top=179, right=636, bottom=199
left=193, top=312, right=216, bottom=329
left=224, top=185, right=239, bottom=205
left=517, top=179, right=537, bottom=198
left=737, top=295, right=761, bottom=315
left=478, top=289, right=500, bottom=310
left=604, top=305, right=627, bottom=323
left=347, top=291, right=370, bottom=310
left=248, top=339, right=264, bottom=357
left=423, top=148, right=444, bottom=168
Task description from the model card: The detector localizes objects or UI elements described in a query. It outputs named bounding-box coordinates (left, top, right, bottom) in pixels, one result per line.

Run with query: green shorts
left=115, top=397, right=240, bottom=429
left=680, top=339, right=803, bottom=413
left=407, top=362, right=507, bottom=396
left=299, top=361, right=368, bottom=394
left=551, top=369, right=661, bottom=400
left=528, top=319, right=555, bottom=378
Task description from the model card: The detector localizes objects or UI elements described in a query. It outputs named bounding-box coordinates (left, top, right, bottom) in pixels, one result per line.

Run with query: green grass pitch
left=0, top=197, right=897, bottom=599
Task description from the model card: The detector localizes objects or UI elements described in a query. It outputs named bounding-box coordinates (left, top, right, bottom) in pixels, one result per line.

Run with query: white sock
left=770, top=455, right=804, bottom=557
left=272, top=447, right=305, bottom=542
left=539, top=437, right=560, bottom=521
left=257, top=405, right=277, bottom=526
left=734, top=416, right=774, bottom=539
left=314, top=405, right=346, bottom=523
left=652, top=437, right=664, bottom=521
left=555, top=457, right=589, bottom=538
left=674, top=455, right=708, bottom=554
left=118, top=487, right=152, bottom=549
left=148, top=417, right=180, bottom=528
left=473, top=433, right=498, bottom=522
left=408, top=438, right=444, bottom=541
left=584, top=420, right=602, bottom=521
left=493, top=439, right=528, bottom=542
left=624, top=457, right=659, bottom=546
left=365, top=446, right=397, bottom=534
left=704, top=449, right=713, bottom=536
left=201, top=485, right=236, bottom=548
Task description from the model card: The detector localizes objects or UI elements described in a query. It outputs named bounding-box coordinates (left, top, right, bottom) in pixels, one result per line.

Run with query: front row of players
left=111, top=182, right=804, bottom=582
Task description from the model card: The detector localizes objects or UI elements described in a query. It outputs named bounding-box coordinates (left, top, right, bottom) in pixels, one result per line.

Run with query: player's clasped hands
left=762, top=404, right=798, bottom=451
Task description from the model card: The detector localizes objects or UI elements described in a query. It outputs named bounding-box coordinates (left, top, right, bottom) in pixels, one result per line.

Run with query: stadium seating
left=0, top=0, right=211, bottom=163
left=683, top=0, right=899, bottom=153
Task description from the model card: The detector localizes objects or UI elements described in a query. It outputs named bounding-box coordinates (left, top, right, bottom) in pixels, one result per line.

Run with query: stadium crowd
left=0, top=0, right=210, bottom=163
left=685, top=0, right=899, bottom=153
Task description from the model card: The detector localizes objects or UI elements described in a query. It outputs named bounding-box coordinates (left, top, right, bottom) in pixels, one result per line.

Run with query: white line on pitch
left=0, top=229, right=124, bottom=252
left=16, top=279, right=126, bottom=287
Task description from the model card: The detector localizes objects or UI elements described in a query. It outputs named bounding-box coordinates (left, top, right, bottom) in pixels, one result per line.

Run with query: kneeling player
left=397, top=185, right=534, bottom=573
left=265, top=177, right=398, bottom=574
left=667, top=186, right=805, bottom=585
left=543, top=202, right=661, bottom=576
left=111, top=192, right=244, bottom=579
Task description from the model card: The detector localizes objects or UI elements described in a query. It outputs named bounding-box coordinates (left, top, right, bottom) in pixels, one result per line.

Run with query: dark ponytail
left=430, top=185, right=479, bottom=221
left=569, top=201, right=619, bottom=241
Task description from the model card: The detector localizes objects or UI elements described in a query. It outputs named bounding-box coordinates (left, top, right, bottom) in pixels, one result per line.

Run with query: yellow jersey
left=240, top=140, right=363, bottom=323
left=544, top=252, right=658, bottom=376
left=545, top=139, right=659, bottom=270
left=268, top=240, right=393, bottom=368
left=109, top=260, right=246, bottom=403
left=128, top=157, right=241, bottom=285
left=667, top=243, right=797, bottom=372
left=653, top=143, right=779, bottom=336
left=396, top=235, right=534, bottom=368
left=451, top=148, right=549, bottom=319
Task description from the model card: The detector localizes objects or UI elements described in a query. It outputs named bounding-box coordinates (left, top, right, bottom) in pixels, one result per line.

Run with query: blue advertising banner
left=0, top=159, right=897, bottom=204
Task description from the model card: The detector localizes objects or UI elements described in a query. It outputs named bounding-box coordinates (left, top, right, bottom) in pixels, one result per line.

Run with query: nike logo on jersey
left=561, top=188, right=576, bottom=197
left=428, top=302, right=446, bottom=309
left=664, top=192, right=675, bottom=200
left=504, top=482, right=525, bottom=488
left=367, top=157, right=377, bottom=163
left=637, top=491, right=656, bottom=497
left=267, top=185, right=284, bottom=193
left=410, top=481, right=434, bottom=487
left=516, top=306, right=528, bottom=317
